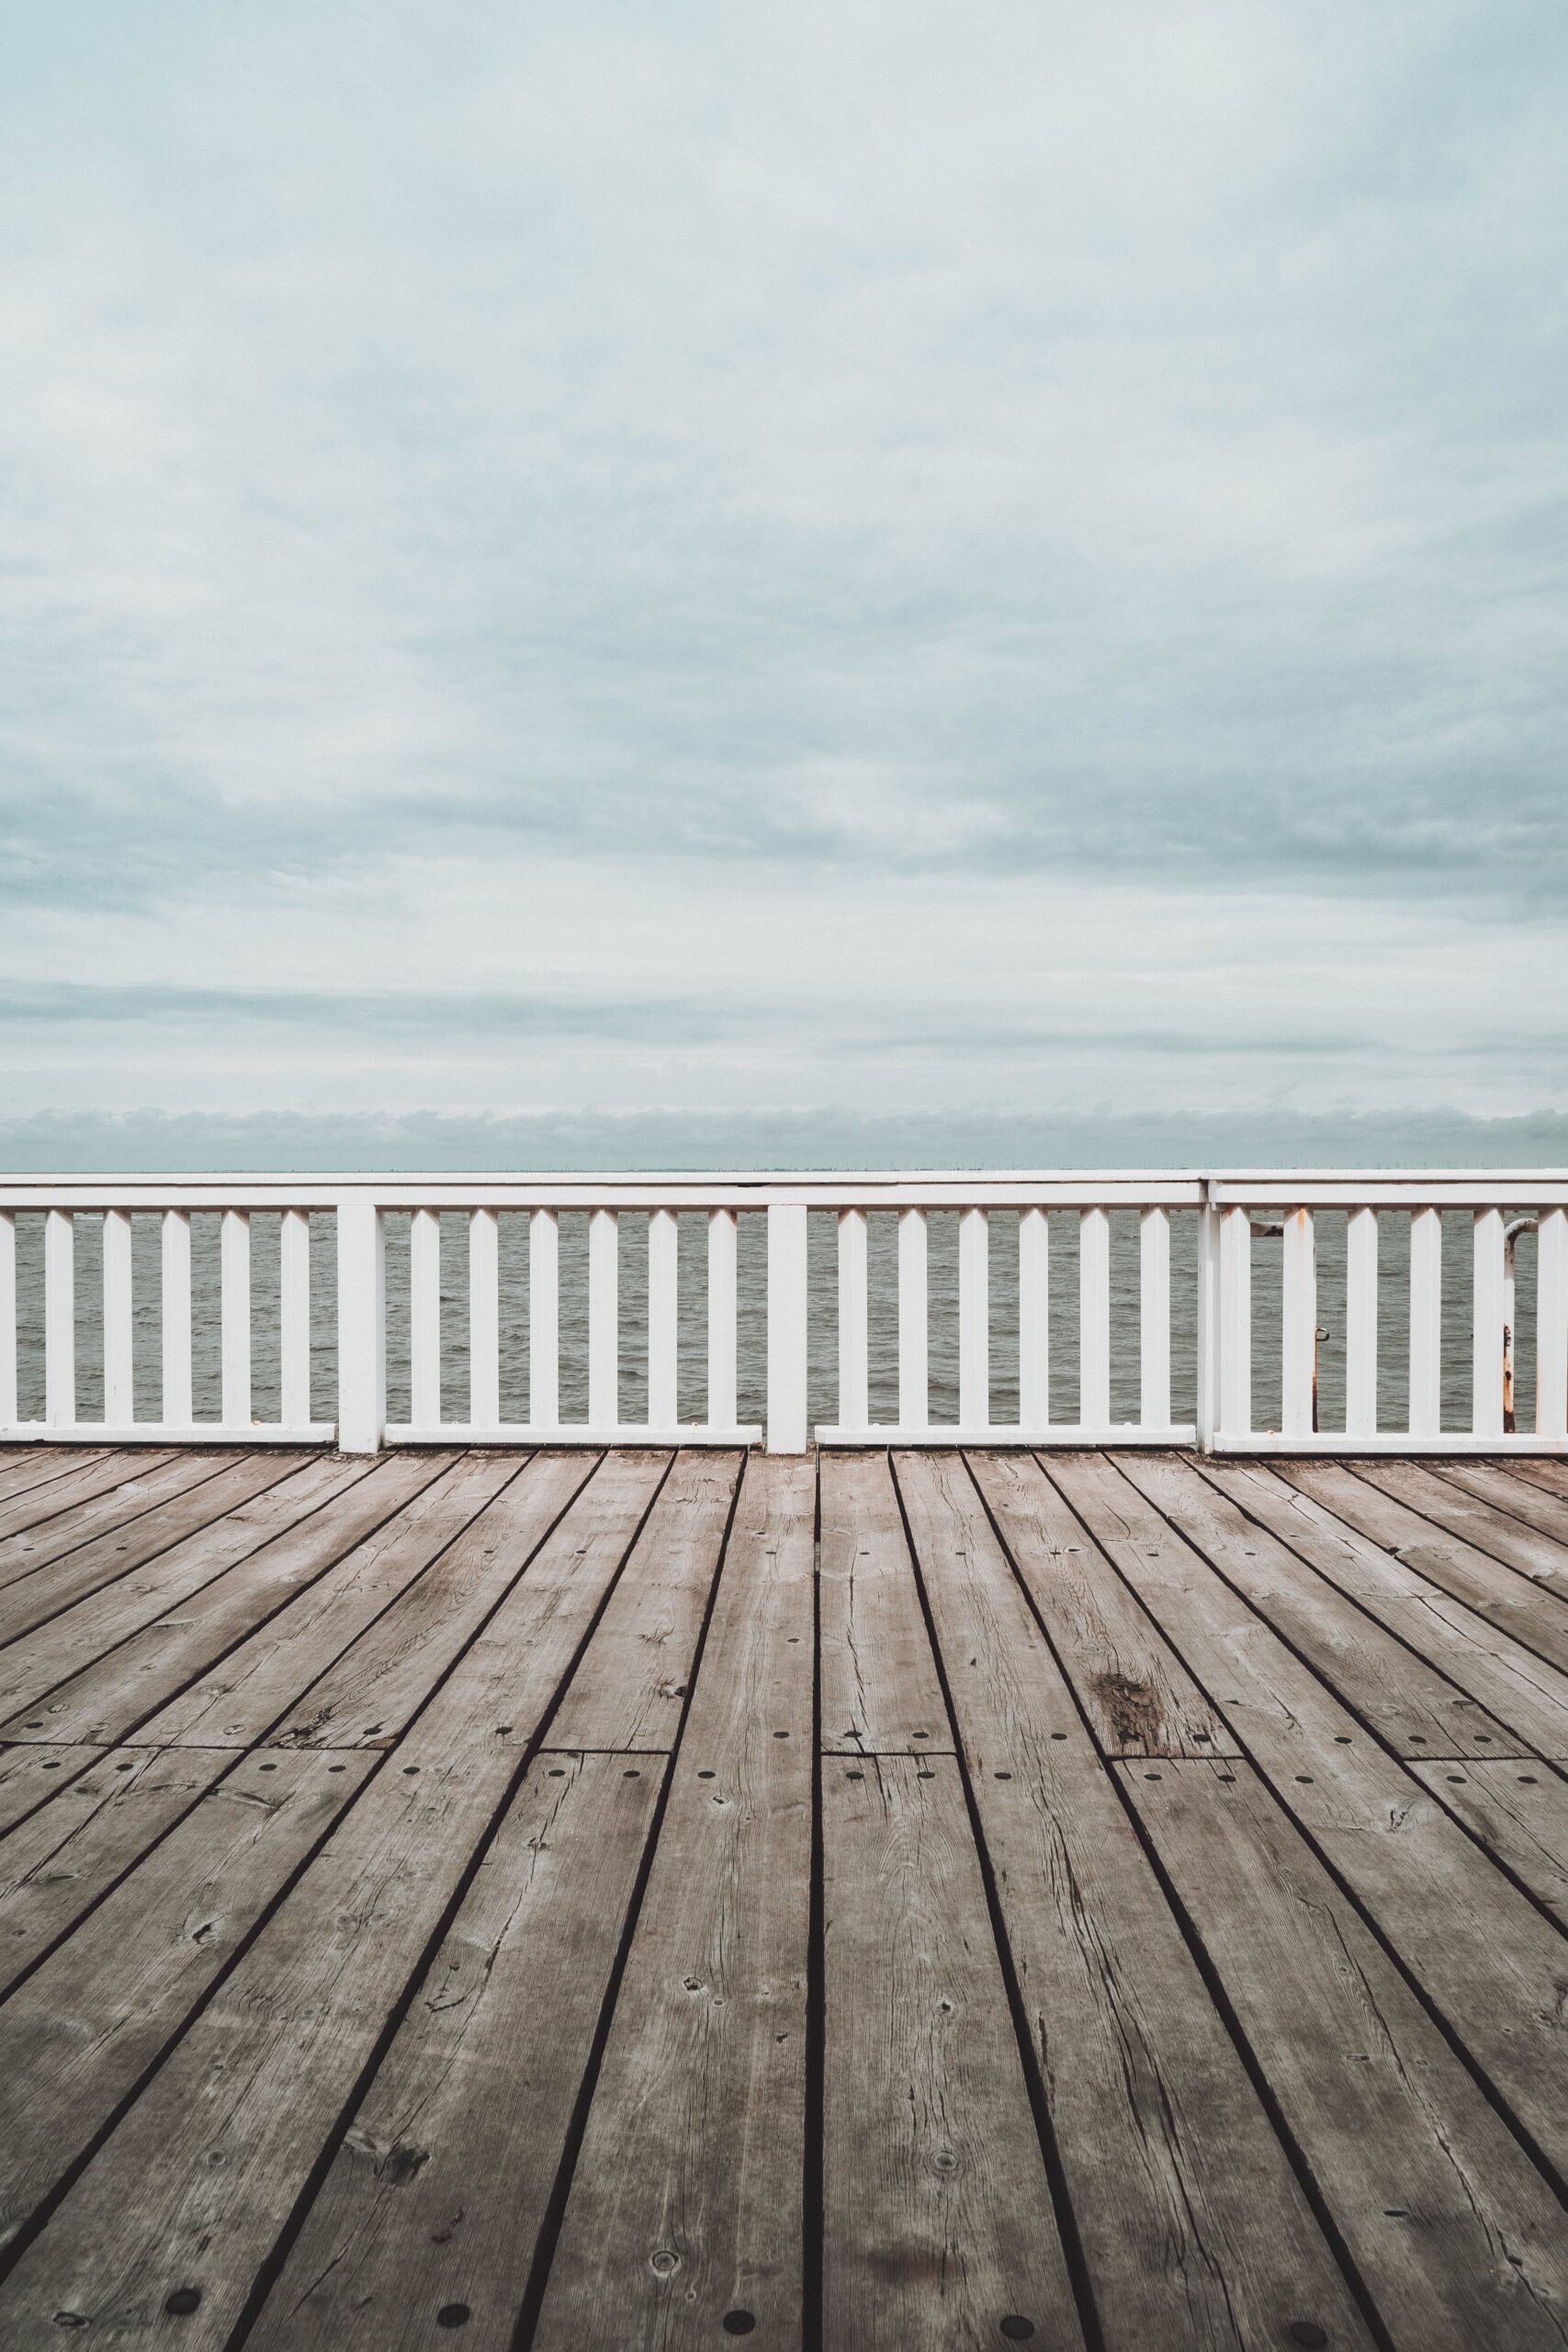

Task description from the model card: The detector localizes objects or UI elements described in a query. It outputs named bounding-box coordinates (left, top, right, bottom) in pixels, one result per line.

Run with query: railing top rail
left=2, top=1168, right=1567, bottom=1214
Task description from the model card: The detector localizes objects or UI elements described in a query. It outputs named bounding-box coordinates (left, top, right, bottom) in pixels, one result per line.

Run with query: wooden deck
left=0, top=1444, right=1564, bottom=2348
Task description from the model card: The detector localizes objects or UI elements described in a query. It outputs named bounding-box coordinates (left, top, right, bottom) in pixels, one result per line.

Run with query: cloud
left=0, top=0, right=1564, bottom=1127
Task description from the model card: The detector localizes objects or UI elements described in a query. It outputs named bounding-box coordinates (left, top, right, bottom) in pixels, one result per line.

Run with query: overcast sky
left=3, top=0, right=1564, bottom=1150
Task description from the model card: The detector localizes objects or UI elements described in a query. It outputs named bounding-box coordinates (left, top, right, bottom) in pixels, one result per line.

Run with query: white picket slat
left=1344, top=1205, right=1378, bottom=1439
left=648, top=1207, right=679, bottom=1429
left=1408, top=1205, right=1443, bottom=1439
left=1472, top=1205, right=1506, bottom=1441
left=280, top=1209, right=312, bottom=1430
left=766, top=1204, right=808, bottom=1453
left=220, top=1208, right=251, bottom=1428
left=1280, top=1206, right=1316, bottom=1440
left=335, top=1202, right=385, bottom=1453
left=706, top=1208, right=739, bottom=1429
left=162, top=1210, right=193, bottom=1427
left=897, top=1207, right=929, bottom=1430
left=958, top=1205, right=988, bottom=1429
left=468, top=1207, right=500, bottom=1428
left=1078, top=1205, right=1111, bottom=1430
left=588, top=1207, right=618, bottom=1429
left=837, top=1207, right=869, bottom=1432
left=102, top=1208, right=134, bottom=1426
left=1016, top=1206, right=1049, bottom=1430
left=1138, top=1205, right=1169, bottom=1430
left=529, top=1209, right=559, bottom=1428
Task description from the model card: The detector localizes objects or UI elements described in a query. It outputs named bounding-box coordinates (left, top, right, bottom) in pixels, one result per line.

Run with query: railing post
left=1195, top=1193, right=1218, bottom=1453
left=767, top=1203, right=808, bottom=1453
left=336, top=1199, right=385, bottom=1453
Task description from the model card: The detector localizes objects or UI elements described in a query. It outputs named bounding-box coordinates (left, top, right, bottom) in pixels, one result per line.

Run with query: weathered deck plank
left=0, top=1454, right=418, bottom=1738
left=1054, top=1454, right=1568, bottom=2184
left=822, top=1751, right=1085, bottom=2352
left=1283, top=1461, right=1568, bottom=1673
left=0, top=1452, right=200, bottom=1560
left=1405, top=1756, right=1568, bottom=1928
left=0, top=1747, right=374, bottom=2255
left=536, top=1456, right=815, bottom=2350
left=1122, top=1758, right=1568, bottom=2350
left=265, top=1451, right=649, bottom=1750
left=248, top=1753, right=663, bottom=2351
left=1354, top=1457, right=1568, bottom=1589
left=972, top=1450, right=1239, bottom=1757
left=0, top=1448, right=109, bottom=1504
left=1122, top=1453, right=1528, bottom=1756
left=897, top=1450, right=1373, bottom=2352
left=547, top=1451, right=740, bottom=1753
left=0, top=1744, right=231, bottom=1995
left=31, top=1452, right=524, bottom=1748
left=0, top=1453, right=290, bottom=1634
left=1200, top=1457, right=1568, bottom=1757
left=818, top=1450, right=950, bottom=1753
left=0, top=1443, right=1563, bottom=2349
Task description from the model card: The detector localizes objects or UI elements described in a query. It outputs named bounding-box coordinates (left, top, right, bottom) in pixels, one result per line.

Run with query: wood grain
left=819, top=1449, right=949, bottom=1753
left=1282, top=1462, right=1568, bottom=1674
left=536, top=1456, right=816, bottom=2350
left=547, top=1450, right=740, bottom=1753
left=1123, top=1758, right=1568, bottom=2351
left=974, top=1450, right=1237, bottom=1757
left=0, top=1452, right=283, bottom=1629
left=0, top=1449, right=114, bottom=1515
left=1356, top=1458, right=1568, bottom=1589
left=247, top=1754, right=662, bottom=2352
left=822, top=1753, right=1085, bottom=2352
left=0, top=1454, right=419, bottom=1737
left=0, top=1744, right=232, bottom=1995
left=1200, top=1458, right=1568, bottom=1758
left=28, top=1453, right=524, bottom=1748
left=1406, top=1757, right=1568, bottom=1929
left=0, top=1747, right=374, bottom=2252
left=900, top=1450, right=1371, bottom=2352
left=1431, top=1460, right=1568, bottom=1546
left=1122, top=1453, right=1525, bottom=1757
left=1052, top=1462, right=1568, bottom=2181
left=0, top=1453, right=191, bottom=1555
left=265, top=1450, right=622, bottom=1749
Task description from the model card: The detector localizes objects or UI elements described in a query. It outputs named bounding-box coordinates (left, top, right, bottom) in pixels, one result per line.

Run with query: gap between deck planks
left=0, top=1446, right=1564, bottom=2352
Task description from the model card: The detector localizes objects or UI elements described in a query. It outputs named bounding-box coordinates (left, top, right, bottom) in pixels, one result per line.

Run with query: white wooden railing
left=1, top=1173, right=1565, bottom=1455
